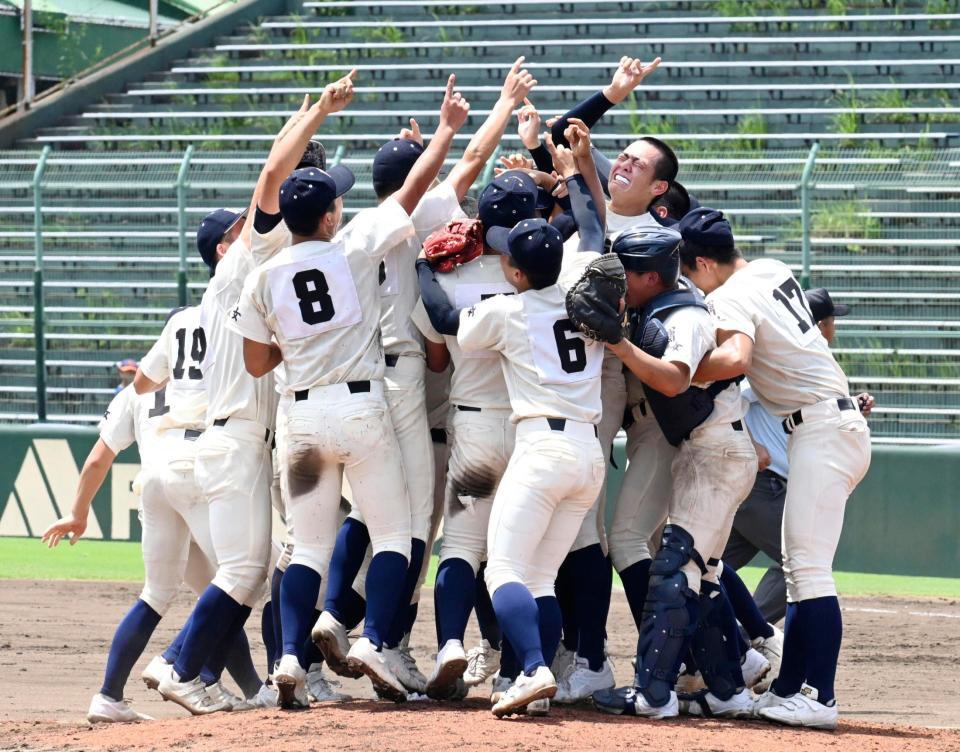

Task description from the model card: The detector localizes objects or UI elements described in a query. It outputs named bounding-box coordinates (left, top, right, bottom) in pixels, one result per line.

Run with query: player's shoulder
left=164, top=303, right=200, bottom=326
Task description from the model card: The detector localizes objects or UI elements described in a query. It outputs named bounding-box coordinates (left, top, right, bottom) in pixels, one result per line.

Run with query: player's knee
left=369, top=533, right=411, bottom=561
left=609, top=534, right=653, bottom=573
left=438, top=546, right=482, bottom=575
left=784, top=561, right=837, bottom=601
left=289, top=544, right=331, bottom=575
left=484, top=559, right=522, bottom=597
left=139, top=583, right=177, bottom=617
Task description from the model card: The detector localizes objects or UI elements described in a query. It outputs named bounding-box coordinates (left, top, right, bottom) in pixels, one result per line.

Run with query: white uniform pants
left=783, top=402, right=871, bottom=602
left=669, top=423, right=757, bottom=594
left=571, top=357, right=626, bottom=553
left=195, top=419, right=272, bottom=607
left=485, top=419, right=606, bottom=599
left=270, top=396, right=295, bottom=575
left=284, top=381, right=412, bottom=578
left=608, top=403, right=677, bottom=573
left=139, top=430, right=218, bottom=615
left=439, top=407, right=516, bottom=574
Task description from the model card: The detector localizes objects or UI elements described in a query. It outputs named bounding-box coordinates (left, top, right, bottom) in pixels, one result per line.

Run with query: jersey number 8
left=293, top=269, right=336, bottom=325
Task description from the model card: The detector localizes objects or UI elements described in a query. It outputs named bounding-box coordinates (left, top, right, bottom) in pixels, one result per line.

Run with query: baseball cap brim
left=327, top=164, right=356, bottom=198
left=832, top=302, right=851, bottom=317
left=223, top=208, right=248, bottom=235
left=485, top=225, right=512, bottom=255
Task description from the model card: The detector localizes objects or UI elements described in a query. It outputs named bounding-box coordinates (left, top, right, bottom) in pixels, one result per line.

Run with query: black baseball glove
left=565, top=253, right=627, bottom=344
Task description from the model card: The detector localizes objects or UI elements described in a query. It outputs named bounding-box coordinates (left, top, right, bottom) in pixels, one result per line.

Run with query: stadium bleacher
left=0, top=0, right=958, bottom=442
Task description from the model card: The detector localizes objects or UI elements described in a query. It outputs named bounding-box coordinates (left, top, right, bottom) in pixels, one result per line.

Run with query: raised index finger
left=510, top=56, right=525, bottom=75
left=445, top=73, right=456, bottom=99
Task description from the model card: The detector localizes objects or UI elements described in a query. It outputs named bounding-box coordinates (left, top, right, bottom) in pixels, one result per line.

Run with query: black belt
left=456, top=405, right=482, bottom=412
left=732, top=420, right=743, bottom=432
left=211, top=417, right=272, bottom=443
left=184, top=429, right=203, bottom=441
left=782, top=397, right=856, bottom=435
left=761, top=468, right=787, bottom=484
left=546, top=417, right=599, bottom=437
left=430, top=428, right=447, bottom=444
left=294, top=381, right=371, bottom=401
left=385, top=354, right=399, bottom=367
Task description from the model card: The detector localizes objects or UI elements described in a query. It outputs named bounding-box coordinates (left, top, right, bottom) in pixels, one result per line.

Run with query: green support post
left=32, top=145, right=50, bottom=422
left=176, top=145, right=195, bottom=307
left=330, top=144, right=346, bottom=166
left=799, top=141, right=820, bottom=290
left=479, top=145, right=502, bottom=190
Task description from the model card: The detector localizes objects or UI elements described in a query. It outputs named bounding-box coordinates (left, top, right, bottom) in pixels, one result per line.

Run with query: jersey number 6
left=553, top=319, right=587, bottom=374
left=293, top=269, right=336, bottom=325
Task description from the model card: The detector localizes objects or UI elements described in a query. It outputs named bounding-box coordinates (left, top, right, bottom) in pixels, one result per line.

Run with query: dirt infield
left=2, top=579, right=959, bottom=751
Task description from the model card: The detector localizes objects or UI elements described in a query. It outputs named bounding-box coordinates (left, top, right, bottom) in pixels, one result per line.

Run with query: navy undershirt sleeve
left=416, top=259, right=461, bottom=335
left=566, top=174, right=605, bottom=253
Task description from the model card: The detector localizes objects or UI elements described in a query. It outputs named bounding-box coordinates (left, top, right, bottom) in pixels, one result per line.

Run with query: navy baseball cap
left=678, top=207, right=734, bottom=248
left=279, top=165, right=355, bottom=235
left=197, top=208, right=246, bottom=269
left=485, top=218, right=564, bottom=279
left=478, top=171, right=538, bottom=233
left=805, top=287, right=851, bottom=323
left=372, top=138, right=424, bottom=192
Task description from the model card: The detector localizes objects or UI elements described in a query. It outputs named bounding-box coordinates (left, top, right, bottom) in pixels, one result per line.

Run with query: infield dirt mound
left=1, top=580, right=959, bottom=751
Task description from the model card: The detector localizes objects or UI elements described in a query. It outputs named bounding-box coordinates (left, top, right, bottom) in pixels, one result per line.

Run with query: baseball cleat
left=389, top=636, right=428, bottom=694
left=274, top=654, right=310, bottom=710
left=306, top=663, right=351, bottom=702
left=759, top=684, right=838, bottom=730
left=245, top=682, right=279, bottom=709
left=158, top=669, right=231, bottom=715
left=464, top=640, right=501, bottom=687
left=525, top=698, right=550, bottom=716
left=426, top=639, right=469, bottom=700
left=751, top=626, right=784, bottom=692
left=752, top=688, right=793, bottom=717
left=491, top=666, right=557, bottom=718
left=204, top=680, right=242, bottom=711
left=741, top=647, right=772, bottom=689
left=490, top=673, right=513, bottom=704
left=550, top=643, right=575, bottom=682
left=141, top=655, right=171, bottom=691
left=347, top=637, right=408, bottom=703
left=86, top=693, right=153, bottom=724
left=312, top=611, right=362, bottom=679
left=592, top=686, right=679, bottom=719
left=554, top=656, right=615, bottom=704
left=679, top=688, right=754, bottom=719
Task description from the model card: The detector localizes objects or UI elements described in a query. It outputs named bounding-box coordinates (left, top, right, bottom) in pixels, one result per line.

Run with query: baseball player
left=132, top=90, right=339, bottom=713
left=681, top=211, right=872, bottom=730
left=230, top=73, right=468, bottom=706
left=589, top=211, right=759, bottom=720
left=315, top=59, right=537, bottom=694
left=417, top=127, right=610, bottom=716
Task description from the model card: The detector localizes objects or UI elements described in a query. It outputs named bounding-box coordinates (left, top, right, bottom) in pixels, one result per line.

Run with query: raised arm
left=446, top=58, right=537, bottom=200
left=545, top=127, right=605, bottom=254
left=394, top=75, right=471, bottom=216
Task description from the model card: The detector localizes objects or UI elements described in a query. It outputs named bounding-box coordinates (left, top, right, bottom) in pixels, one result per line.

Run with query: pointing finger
left=510, top=55, right=525, bottom=74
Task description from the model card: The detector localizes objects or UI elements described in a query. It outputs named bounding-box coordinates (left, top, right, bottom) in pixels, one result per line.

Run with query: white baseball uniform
left=230, top=197, right=416, bottom=578
left=458, top=253, right=606, bottom=599
left=707, top=258, right=870, bottom=601
left=412, top=254, right=516, bottom=575
left=195, top=229, right=282, bottom=607
left=99, top=383, right=217, bottom=616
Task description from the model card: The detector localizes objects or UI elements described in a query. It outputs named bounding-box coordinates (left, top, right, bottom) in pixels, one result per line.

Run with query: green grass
left=3, top=538, right=960, bottom=600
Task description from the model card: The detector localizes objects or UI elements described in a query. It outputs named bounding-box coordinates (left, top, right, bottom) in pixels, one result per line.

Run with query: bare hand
left=501, top=56, right=538, bottom=107
left=399, top=118, right=423, bottom=146
left=498, top=152, right=535, bottom=172
left=550, top=174, right=569, bottom=200
left=544, top=132, right=577, bottom=179
left=517, top=98, right=541, bottom=149
left=753, top=441, right=772, bottom=472
left=564, top=117, right=592, bottom=159
left=439, top=74, right=470, bottom=133
left=319, top=69, right=357, bottom=114
left=604, top=56, right=662, bottom=104
left=41, top=514, right=87, bottom=548
left=857, top=392, right=875, bottom=418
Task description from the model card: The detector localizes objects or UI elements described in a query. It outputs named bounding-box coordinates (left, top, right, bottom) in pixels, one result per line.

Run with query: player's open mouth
left=613, top=174, right=631, bottom=186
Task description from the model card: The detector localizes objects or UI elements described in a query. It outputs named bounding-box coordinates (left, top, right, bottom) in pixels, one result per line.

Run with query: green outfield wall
left=1, top=425, right=957, bottom=578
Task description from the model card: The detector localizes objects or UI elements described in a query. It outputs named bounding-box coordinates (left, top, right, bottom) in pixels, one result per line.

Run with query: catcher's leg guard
left=633, top=524, right=701, bottom=707
left=688, top=580, right=745, bottom=702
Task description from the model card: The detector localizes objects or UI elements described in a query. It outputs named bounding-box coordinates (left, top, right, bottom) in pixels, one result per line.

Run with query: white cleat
left=680, top=688, right=755, bottom=719
left=426, top=639, right=469, bottom=700
left=204, top=680, right=243, bottom=711
left=752, top=688, right=793, bottom=717
left=759, top=683, right=838, bottom=730
left=491, top=666, right=557, bottom=718
left=525, top=698, right=550, bottom=716
left=306, top=663, right=351, bottom=702
left=490, top=673, right=512, bottom=704
left=554, top=656, right=615, bottom=704
left=141, top=655, right=171, bottom=691
left=243, top=682, right=279, bottom=709
left=463, top=639, right=501, bottom=687
left=741, top=647, right=772, bottom=689
left=347, top=637, right=408, bottom=703
left=752, top=626, right=784, bottom=692
left=86, top=693, right=153, bottom=724
left=391, top=636, right=429, bottom=694
left=274, top=654, right=309, bottom=710
left=158, top=668, right=231, bottom=715
left=550, top=643, right=575, bottom=682
left=312, top=611, right=361, bottom=679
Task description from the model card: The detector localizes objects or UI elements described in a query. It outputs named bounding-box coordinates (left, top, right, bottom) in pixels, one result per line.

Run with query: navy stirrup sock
left=363, top=550, right=409, bottom=648
left=555, top=554, right=578, bottom=652
left=720, top=564, right=774, bottom=641
left=384, top=538, right=426, bottom=648
left=474, top=563, right=502, bottom=650
left=261, top=602, right=277, bottom=677
left=491, top=582, right=543, bottom=676
left=798, top=596, right=842, bottom=704
left=324, top=518, right=370, bottom=619
left=435, top=557, right=476, bottom=646
left=280, top=564, right=323, bottom=666
left=535, top=595, right=562, bottom=670
left=772, top=602, right=805, bottom=697
left=100, top=599, right=162, bottom=701
left=619, top=559, right=652, bottom=630
left=173, top=585, right=244, bottom=683
left=570, top=545, right=612, bottom=671
left=162, top=613, right=190, bottom=665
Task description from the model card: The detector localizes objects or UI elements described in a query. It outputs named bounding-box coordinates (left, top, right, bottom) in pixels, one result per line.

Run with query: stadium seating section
left=0, top=0, right=958, bottom=443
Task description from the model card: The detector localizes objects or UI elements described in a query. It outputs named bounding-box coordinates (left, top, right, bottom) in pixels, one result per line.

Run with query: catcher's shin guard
left=688, top=581, right=745, bottom=701
left=633, top=524, right=700, bottom=707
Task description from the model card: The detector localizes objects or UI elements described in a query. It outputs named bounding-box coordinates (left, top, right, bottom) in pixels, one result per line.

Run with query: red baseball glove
left=423, top=218, right=484, bottom=273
